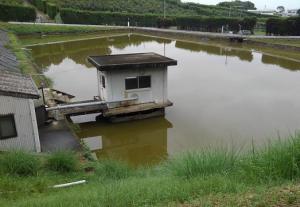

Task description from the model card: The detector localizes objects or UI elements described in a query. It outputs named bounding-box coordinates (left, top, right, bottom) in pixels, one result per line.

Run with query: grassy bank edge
left=6, top=32, right=51, bottom=86
left=1, top=134, right=300, bottom=206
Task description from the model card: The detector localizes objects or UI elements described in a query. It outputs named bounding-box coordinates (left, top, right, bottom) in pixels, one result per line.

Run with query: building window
left=125, top=76, right=151, bottom=90
left=0, top=115, right=17, bottom=140
left=125, top=77, right=138, bottom=90
left=139, top=76, right=151, bottom=88
left=101, top=76, right=106, bottom=88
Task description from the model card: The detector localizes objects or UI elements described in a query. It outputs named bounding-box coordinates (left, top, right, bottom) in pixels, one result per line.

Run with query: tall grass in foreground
left=0, top=151, right=40, bottom=176
left=2, top=135, right=300, bottom=206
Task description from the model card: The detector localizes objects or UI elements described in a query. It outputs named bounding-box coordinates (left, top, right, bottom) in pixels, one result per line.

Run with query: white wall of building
left=98, top=67, right=168, bottom=108
left=0, top=95, right=41, bottom=152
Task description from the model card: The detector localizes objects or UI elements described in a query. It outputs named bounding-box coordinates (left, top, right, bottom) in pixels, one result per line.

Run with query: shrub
left=266, top=17, right=300, bottom=36
left=60, top=8, right=161, bottom=27
left=95, top=159, right=133, bottom=180
left=46, top=151, right=79, bottom=173
left=0, top=3, right=36, bottom=22
left=176, top=16, right=257, bottom=33
left=0, top=151, right=40, bottom=176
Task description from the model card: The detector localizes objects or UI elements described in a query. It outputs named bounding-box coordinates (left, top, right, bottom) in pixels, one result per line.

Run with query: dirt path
left=23, top=0, right=54, bottom=23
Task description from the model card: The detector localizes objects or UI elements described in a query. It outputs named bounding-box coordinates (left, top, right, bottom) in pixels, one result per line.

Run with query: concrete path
left=39, top=120, right=81, bottom=152
left=8, top=22, right=300, bottom=39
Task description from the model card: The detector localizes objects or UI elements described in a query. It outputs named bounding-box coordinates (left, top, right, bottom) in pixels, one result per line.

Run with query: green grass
left=251, top=38, right=300, bottom=48
left=46, top=151, right=79, bottom=173
left=0, top=23, right=125, bottom=35
left=6, top=32, right=51, bottom=86
left=0, top=151, right=40, bottom=176
left=1, top=135, right=300, bottom=206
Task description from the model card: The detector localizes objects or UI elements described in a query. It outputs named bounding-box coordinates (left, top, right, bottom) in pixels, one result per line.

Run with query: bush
left=95, top=159, right=133, bottom=180
left=176, top=16, right=257, bottom=33
left=0, top=151, right=40, bottom=176
left=60, top=8, right=161, bottom=27
left=266, top=17, right=300, bottom=36
left=46, top=151, right=79, bottom=173
left=0, top=3, right=36, bottom=22
left=60, top=8, right=257, bottom=32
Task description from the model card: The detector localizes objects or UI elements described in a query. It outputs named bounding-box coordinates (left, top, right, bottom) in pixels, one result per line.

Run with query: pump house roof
left=88, top=53, right=177, bottom=71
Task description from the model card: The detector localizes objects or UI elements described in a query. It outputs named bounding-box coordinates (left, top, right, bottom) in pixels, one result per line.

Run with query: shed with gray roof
left=0, top=31, right=41, bottom=152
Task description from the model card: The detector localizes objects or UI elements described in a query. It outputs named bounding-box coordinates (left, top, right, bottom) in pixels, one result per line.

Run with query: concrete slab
left=39, top=120, right=81, bottom=152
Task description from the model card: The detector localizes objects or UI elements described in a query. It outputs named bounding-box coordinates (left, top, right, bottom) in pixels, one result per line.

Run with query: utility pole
left=164, top=0, right=166, bottom=19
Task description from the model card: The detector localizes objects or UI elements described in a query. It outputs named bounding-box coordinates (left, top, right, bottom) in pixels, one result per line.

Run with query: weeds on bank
left=2, top=134, right=300, bottom=206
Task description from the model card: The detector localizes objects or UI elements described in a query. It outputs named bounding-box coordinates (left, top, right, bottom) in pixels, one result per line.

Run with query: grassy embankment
left=1, top=135, right=300, bottom=206
left=250, top=38, right=300, bottom=48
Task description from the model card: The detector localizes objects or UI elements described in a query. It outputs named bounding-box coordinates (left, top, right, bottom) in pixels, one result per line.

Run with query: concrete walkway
left=39, top=120, right=81, bottom=152
left=8, top=22, right=300, bottom=39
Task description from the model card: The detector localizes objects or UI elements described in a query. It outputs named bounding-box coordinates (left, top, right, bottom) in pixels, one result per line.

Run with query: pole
left=164, top=0, right=166, bottom=19
left=40, top=82, right=46, bottom=106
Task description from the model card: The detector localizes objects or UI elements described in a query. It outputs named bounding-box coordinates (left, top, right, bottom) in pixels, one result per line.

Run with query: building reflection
left=76, top=117, right=172, bottom=166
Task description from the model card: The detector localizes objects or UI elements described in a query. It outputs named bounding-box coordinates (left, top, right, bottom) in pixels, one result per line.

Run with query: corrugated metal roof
left=0, top=69, right=40, bottom=99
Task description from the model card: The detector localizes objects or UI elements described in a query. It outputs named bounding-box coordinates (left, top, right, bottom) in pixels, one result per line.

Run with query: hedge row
left=60, top=8, right=257, bottom=32
left=176, top=16, right=257, bottom=32
left=61, top=8, right=163, bottom=27
left=266, top=17, right=300, bottom=36
left=0, top=3, right=36, bottom=22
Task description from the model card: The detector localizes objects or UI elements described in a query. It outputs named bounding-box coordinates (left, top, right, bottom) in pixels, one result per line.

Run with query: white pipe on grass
left=53, top=180, right=86, bottom=188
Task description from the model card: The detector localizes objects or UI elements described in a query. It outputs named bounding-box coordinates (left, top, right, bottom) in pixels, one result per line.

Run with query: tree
left=297, top=9, right=300, bottom=16
left=277, top=6, right=285, bottom=13
left=217, top=0, right=256, bottom=10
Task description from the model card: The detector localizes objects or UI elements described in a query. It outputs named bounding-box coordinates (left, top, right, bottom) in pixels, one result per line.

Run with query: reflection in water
left=176, top=41, right=254, bottom=62
left=27, top=34, right=300, bottom=165
left=262, top=54, right=300, bottom=71
left=77, top=118, right=172, bottom=166
left=30, top=35, right=172, bottom=69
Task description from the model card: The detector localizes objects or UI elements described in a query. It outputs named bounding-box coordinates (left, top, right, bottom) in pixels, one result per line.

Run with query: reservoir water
left=27, top=34, right=300, bottom=166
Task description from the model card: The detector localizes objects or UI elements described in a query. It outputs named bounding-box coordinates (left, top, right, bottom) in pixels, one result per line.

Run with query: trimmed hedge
left=176, top=16, right=257, bottom=33
left=266, top=17, right=300, bottom=36
left=60, top=8, right=257, bottom=32
left=60, top=8, right=161, bottom=27
left=46, top=2, right=58, bottom=19
left=0, top=3, right=36, bottom=22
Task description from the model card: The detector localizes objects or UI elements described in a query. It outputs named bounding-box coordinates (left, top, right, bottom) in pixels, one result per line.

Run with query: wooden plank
left=103, top=101, right=173, bottom=117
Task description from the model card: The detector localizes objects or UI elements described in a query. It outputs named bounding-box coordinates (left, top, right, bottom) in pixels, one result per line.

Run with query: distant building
left=247, top=9, right=277, bottom=16
left=0, top=69, right=41, bottom=152
left=88, top=53, right=177, bottom=121
left=286, top=9, right=299, bottom=17
left=248, top=8, right=299, bottom=17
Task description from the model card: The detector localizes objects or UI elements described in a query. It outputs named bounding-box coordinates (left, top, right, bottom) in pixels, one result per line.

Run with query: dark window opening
left=125, top=77, right=138, bottom=90
left=139, top=76, right=151, bottom=88
left=125, top=76, right=151, bottom=90
left=101, top=76, right=106, bottom=88
left=0, top=115, right=17, bottom=140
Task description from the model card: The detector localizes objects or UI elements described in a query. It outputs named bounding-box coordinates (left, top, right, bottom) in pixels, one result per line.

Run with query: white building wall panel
left=0, top=95, right=40, bottom=152
left=104, top=67, right=167, bottom=106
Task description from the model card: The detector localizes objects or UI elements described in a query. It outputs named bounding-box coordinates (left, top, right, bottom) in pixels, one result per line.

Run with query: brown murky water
left=28, top=34, right=300, bottom=166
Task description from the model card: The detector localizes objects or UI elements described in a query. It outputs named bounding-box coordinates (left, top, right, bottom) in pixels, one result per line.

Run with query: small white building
left=0, top=69, right=41, bottom=152
left=88, top=53, right=177, bottom=121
